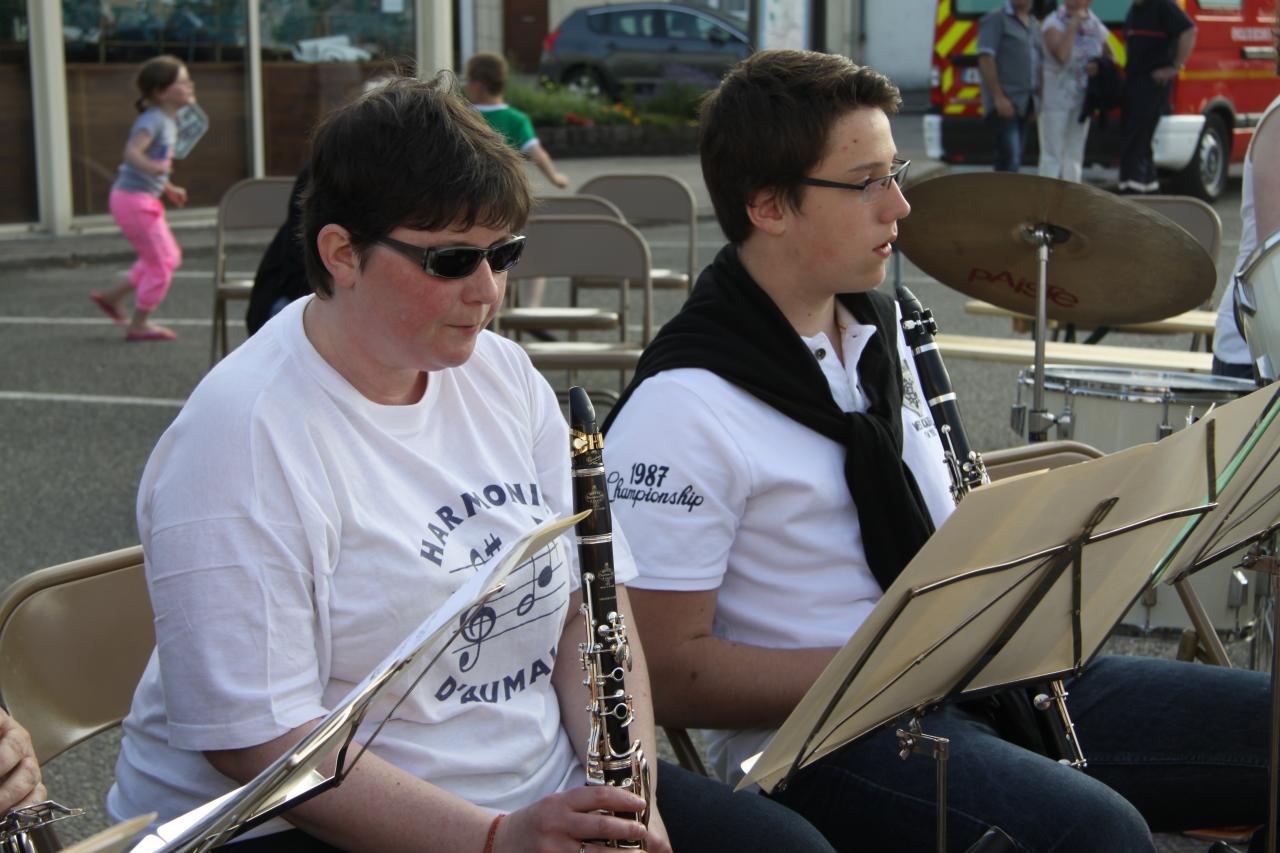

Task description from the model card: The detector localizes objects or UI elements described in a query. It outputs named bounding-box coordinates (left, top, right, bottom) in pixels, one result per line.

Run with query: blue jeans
left=988, top=109, right=1034, bottom=173
left=769, top=656, right=1270, bottom=852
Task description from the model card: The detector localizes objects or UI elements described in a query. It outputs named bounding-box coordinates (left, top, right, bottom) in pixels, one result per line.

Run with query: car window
left=585, top=11, right=609, bottom=34
left=609, top=9, right=657, bottom=37
left=663, top=11, right=699, bottom=39
left=698, top=16, right=739, bottom=43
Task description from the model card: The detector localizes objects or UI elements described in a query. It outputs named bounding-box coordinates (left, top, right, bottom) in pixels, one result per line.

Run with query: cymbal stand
left=1240, top=535, right=1280, bottom=853
left=897, top=717, right=950, bottom=853
left=1018, top=224, right=1072, bottom=443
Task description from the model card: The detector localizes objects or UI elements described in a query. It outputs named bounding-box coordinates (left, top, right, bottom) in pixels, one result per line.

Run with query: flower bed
left=507, top=73, right=705, bottom=158
left=535, top=122, right=699, bottom=158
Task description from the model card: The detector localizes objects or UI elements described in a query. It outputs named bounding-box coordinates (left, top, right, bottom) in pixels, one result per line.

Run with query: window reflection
left=0, top=0, right=35, bottom=223
left=261, top=1, right=415, bottom=176
left=64, top=0, right=249, bottom=216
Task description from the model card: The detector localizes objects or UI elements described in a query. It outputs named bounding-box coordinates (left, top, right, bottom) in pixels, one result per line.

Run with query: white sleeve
left=603, top=373, right=751, bottom=591
left=146, top=516, right=329, bottom=750
left=138, top=397, right=333, bottom=752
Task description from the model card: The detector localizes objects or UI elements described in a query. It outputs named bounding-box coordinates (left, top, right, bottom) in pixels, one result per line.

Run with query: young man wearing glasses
left=604, top=50, right=1271, bottom=852
left=108, top=75, right=833, bottom=853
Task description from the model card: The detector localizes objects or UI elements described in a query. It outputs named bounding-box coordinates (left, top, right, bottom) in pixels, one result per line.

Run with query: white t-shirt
left=108, top=296, right=636, bottom=832
left=1215, top=92, right=1280, bottom=366
left=605, top=302, right=955, bottom=785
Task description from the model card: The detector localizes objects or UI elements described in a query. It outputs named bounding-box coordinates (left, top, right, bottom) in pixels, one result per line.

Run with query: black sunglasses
left=375, top=234, right=527, bottom=279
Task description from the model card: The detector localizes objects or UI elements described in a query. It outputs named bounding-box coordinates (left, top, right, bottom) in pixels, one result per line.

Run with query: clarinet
left=896, top=283, right=1086, bottom=769
left=568, top=386, right=650, bottom=847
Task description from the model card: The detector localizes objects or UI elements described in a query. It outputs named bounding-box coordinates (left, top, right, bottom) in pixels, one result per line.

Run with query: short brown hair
left=466, top=52, right=509, bottom=97
left=134, top=55, right=184, bottom=113
left=700, top=50, right=901, bottom=244
left=301, top=74, right=531, bottom=297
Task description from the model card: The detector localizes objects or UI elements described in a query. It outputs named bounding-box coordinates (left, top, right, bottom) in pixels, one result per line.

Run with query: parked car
left=538, top=2, right=751, bottom=99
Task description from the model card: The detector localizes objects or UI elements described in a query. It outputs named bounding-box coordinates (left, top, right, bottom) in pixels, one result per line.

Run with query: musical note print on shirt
left=448, top=524, right=568, bottom=674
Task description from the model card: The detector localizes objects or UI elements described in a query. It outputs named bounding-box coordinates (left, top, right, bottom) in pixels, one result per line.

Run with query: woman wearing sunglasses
left=106, top=76, right=832, bottom=853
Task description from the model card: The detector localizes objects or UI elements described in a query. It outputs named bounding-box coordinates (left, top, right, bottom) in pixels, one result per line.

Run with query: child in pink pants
left=91, top=56, right=196, bottom=342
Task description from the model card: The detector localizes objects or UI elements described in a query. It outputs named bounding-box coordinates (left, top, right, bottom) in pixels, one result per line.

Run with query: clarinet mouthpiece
left=569, top=386, right=596, bottom=432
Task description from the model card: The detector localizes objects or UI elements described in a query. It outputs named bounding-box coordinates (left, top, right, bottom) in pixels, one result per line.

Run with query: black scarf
left=603, top=244, right=935, bottom=592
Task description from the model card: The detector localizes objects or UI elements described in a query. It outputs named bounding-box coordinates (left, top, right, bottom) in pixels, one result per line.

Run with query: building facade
left=4, top=0, right=930, bottom=235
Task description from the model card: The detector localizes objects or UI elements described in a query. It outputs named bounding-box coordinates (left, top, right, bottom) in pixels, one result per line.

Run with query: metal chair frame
left=210, top=177, right=296, bottom=366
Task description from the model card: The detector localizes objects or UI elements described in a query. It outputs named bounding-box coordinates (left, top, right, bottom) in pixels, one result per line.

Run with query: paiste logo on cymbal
left=967, top=267, right=1081, bottom=308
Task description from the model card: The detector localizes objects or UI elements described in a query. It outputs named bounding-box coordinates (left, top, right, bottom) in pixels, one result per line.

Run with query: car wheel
left=1173, top=113, right=1229, bottom=202
left=563, top=66, right=609, bottom=99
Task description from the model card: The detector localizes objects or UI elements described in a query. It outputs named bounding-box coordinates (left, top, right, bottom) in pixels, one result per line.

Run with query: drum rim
left=1017, top=364, right=1256, bottom=402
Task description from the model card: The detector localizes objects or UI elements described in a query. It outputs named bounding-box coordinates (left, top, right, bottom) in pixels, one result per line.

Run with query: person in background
left=245, top=167, right=309, bottom=337
left=90, top=55, right=195, bottom=342
left=465, top=52, right=570, bottom=320
left=1212, top=22, right=1280, bottom=379
left=465, top=52, right=570, bottom=191
left=977, top=0, right=1042, bottom=172
left=1117, top=0, right=1195, bottom=194
left=1039, top=0, right=1113, bottom=182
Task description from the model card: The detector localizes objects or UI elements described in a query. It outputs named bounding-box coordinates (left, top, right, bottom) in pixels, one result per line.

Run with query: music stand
left=738, top=383, right=1280, bottom=849
left=1155, top=381, right=1280, bottom=851
left=131, top=511, right=588, bottom=853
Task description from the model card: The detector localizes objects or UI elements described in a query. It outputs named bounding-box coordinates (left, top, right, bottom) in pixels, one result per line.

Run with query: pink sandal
left=90, top=292, right=126, bottom=325
left=125, top=326, right=177, bottom=342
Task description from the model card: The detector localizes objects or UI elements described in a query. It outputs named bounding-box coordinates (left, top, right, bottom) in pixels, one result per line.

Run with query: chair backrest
left=0, top=546, right=153, bottom=764
left=518, top=215, right=654, bottom=341
left=532, top=194, right=624, bottom=220
left=1125, top=194, right=1223, bottom=264
left=577, top=173, right=697, bottom=283
left=982, top=440, right=1105, bottom=482
left=214, top=177, right=296, bottom=279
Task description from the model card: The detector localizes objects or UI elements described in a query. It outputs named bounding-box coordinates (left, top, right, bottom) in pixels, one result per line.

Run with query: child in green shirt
left=465, top=52, right=570, bottom=189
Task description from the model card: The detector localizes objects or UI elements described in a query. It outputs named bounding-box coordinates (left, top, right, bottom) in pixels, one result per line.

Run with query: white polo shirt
left=606, top=302, right=955, bottom=784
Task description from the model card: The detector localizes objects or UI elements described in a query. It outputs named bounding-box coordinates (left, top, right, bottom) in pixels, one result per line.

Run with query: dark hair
left=302, top=73, right=531, bottom=297
left=700, top=50, right=901, bottom=244
left=465, top=52, right=508, bottom=96
left=134, top=55, right=185, bottom=113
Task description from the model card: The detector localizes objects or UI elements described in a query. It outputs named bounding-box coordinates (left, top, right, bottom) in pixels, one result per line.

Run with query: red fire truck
left=923, top=0, right=1279, bottom=200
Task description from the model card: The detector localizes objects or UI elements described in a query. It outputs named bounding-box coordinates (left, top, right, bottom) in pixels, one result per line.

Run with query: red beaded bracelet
left=482, top=813, right=505, bottom=853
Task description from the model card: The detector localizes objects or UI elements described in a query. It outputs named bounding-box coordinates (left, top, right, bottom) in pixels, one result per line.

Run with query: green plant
left=505, top=78, right=702, bottom=129
left=505, top=80, right=631, bottom=127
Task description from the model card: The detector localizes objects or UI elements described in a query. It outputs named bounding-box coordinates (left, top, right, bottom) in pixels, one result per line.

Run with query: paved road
left=0, top=139, right=1250, bottom=847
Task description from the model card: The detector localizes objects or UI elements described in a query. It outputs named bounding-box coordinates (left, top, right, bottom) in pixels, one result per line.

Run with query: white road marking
left=0, top=390, right=185, bottom=408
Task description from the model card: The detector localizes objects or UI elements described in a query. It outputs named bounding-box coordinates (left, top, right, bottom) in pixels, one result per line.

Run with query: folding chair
left=573, top=174, right=698, bottom=337
left=0, top=546, right=152, bottom=764
left=1122, top=194, right=1223, bottom=350
left=1126, top=194, right=1223, bottom=263
left=210, top=177, right=296, bottom=367
left=530, top=194, right=625, bottom=220
left=512, top=215, right=652, bottom=402
left=497, top=196, right=631, bottom=341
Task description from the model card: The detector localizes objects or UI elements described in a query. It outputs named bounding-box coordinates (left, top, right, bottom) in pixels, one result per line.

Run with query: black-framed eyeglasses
left=798, top=159, right=911, bottom=204
left=375, top=234, right=527, bottom=279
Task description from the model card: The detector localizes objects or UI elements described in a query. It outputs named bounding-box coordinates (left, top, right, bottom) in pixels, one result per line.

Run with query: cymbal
left=897, top=173, right=1216, bottom=327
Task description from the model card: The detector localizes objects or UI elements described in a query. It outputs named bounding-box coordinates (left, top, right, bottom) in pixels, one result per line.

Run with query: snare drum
left=1235, top=228, right=1280, bottom=382
left=1015, top=365, right=1256, bottom=454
